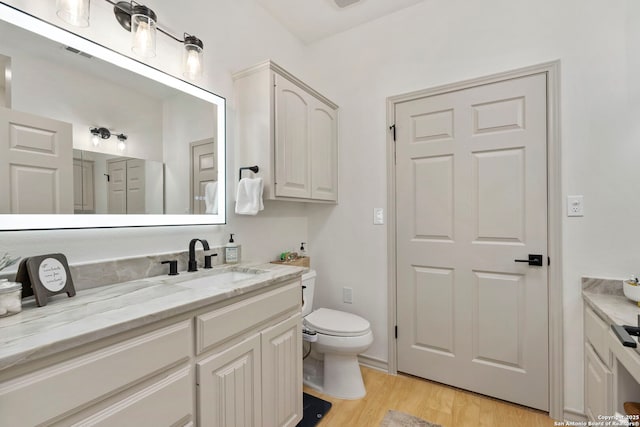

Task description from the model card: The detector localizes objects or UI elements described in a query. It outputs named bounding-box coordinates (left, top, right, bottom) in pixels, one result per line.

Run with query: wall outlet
left=567, top=195, right=584, bottom=217
left=343, top=287, right=353, bottom=304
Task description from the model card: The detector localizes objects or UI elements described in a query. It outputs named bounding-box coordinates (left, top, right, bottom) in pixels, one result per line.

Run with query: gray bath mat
left=380, top=410, right=441, bottom=427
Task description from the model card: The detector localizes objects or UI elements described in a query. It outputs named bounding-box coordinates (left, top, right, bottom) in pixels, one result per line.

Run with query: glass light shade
left=91, top=133, right=100, bottom=147
left=183, top=43, right=203, bottom=80
left=131, top=11, right=156, bottom=59
left=117, top=140, right=126, bottom=151
left=56, top=0, right=90, bottom=27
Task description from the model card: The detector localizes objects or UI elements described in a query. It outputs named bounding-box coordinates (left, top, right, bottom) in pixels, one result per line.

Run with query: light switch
left=567, top=195, right=584, bottom=217
left=373, top=208, right=384, bottom=225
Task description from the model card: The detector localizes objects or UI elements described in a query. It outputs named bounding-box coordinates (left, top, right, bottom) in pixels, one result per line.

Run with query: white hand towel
left=235, top=177, right=264, bottom=215
left=204, top=181, right=218, bottom=214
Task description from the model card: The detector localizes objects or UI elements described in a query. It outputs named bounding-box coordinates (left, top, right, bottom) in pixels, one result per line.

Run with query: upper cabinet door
left=274, top=75, right=312, bottom=199
left=310, top=99, right=338, bottom=202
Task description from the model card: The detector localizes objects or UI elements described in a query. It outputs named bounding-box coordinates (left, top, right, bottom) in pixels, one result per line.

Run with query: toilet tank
left=301, top=270, right=316, bottom=317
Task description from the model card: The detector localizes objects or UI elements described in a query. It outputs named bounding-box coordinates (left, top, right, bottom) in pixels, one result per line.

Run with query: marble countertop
left=0, top=262, right=305, bottom=372
left=582, top=277, right=640, bottom=328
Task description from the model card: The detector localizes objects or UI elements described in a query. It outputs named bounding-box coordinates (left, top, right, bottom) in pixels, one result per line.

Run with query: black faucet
left=188, top=238, right=210, bottom=272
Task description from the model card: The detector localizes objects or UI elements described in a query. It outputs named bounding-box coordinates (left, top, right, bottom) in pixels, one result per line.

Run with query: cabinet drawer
left=66, top=367, right=193, bottom=427
left=0, top=320, right=192, bottom=427
left=196, top=281, right=300, bottom=354
left=585, top=305, right=610, bottom=366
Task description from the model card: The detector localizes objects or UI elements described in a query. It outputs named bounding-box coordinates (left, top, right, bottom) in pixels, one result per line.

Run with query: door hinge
left=395, top=325, right=398, bottom=339
left=389, top=124, right=396, bottom=141
left=548, top=256, right=551, bottom=266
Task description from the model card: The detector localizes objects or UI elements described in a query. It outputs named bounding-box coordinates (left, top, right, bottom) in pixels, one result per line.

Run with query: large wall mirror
left=0, top=4, right=226, bottom=230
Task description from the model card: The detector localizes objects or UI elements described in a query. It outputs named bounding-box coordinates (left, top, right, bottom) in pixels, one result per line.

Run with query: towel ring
left=239, top=166, right=259, bottom=181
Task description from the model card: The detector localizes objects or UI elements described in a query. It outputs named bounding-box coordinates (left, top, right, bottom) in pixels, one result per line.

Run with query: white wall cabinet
left=0, top=280, right=302, bottom=427
left=234, top=60, right=338, bottom=203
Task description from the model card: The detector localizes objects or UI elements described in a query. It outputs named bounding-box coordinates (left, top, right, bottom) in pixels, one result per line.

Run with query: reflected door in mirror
left=107, top=158, right=146, bottom=214
left=190, top=139, right=216, bottom=215
left=0, top=107, right=73, bottom=213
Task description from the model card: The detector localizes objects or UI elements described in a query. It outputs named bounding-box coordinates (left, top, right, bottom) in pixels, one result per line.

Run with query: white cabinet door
left=197, top=335, right=262, bottom=427
left=261, top=315, right=303, bottom=427
left=310, top=98, right=338, bottom=202
left=274, top=74, right=312, bottom=199
left=585, top=343, right=613, bottom=421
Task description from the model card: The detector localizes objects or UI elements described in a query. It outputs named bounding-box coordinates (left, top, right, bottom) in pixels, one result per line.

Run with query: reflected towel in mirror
left=235, top=178, right=264, bottom=215
left=205, top=182, right=218, bottom=214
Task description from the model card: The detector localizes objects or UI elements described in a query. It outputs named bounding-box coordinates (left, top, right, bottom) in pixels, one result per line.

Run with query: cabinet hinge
left=395, top=325, right=398, bottom=339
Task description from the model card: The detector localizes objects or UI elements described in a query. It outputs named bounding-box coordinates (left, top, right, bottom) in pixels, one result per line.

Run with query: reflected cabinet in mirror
left=0, top=4, right=226, bottom=229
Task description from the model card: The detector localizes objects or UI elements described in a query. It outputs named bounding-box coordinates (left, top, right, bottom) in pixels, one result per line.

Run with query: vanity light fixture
left=56, top=0, right=90, bottom=27
left=56, top=1, right=205, bottom=80
left=111, top=1, right=204, bottom=79
left=90, top=127, right=127, bottom=151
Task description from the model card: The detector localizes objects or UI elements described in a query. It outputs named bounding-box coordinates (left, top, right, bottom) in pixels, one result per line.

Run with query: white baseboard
left=358, top=354, right=388, bottom=372
left=562, top=408, right=587, bottom=422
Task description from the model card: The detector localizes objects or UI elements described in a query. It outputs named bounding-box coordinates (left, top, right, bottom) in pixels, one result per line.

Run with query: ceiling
left=254, top=0, right=425, bottom=44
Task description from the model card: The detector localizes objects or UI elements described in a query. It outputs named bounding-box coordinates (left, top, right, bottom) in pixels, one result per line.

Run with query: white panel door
left=396, top=73, right=549, bottom=410
left=274, top=75, right=311, bottom=199
left=310, top=99, right=338, bottom=201
left=261, top=315, right=303, bottom=427
left=107, top=159, right=127, bottom=214
left=197, top=334, right=261, bottom=427
left=0, top=107, right=73, bottom=213
left=126, top=158, right=145, bottom=214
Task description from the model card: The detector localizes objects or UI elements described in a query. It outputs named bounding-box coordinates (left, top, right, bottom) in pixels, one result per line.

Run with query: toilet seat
left=305, top=308, right=370, bottom=337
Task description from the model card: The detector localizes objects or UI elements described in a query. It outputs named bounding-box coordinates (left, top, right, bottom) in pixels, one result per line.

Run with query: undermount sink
left=175, top=270, right=266, bottom=290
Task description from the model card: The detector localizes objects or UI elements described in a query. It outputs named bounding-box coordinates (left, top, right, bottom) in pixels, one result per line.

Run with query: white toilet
left=301, top=270, right=373, bottom=400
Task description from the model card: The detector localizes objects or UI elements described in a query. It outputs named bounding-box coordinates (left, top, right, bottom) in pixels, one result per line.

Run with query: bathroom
left=2, top=0, right=640, bottom=425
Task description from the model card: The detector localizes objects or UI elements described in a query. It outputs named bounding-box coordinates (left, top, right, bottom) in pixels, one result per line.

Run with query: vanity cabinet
left=234, top=60, right=338, bottom=203
left=196, top=282, right=302, bottom=427
left=584, top=306, right=614, bottom=421
left=0, top=278, right=302, bottom=427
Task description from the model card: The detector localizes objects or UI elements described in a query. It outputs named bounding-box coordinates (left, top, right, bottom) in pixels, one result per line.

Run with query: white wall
left=0, top=1, right=309, bottom=274
left=299, top=0, right=640, bottom=414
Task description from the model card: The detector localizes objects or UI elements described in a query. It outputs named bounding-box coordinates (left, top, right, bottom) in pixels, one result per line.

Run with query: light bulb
left=131, top=8, right=157, bottom=59
left=182, top=36, right=204, bottom=80
left=56, top=0, right=90, bottom=27
left=184, top=49, right=202, bottom=80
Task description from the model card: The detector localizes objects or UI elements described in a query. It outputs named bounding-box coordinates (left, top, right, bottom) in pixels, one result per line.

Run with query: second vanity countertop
left=582, top=277, right=640, bottom=329
left=0, top=262, right=305, bottom=372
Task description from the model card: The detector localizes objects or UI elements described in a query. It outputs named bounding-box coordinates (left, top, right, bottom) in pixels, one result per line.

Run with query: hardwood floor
left=303, top=366, right=557, bottom=427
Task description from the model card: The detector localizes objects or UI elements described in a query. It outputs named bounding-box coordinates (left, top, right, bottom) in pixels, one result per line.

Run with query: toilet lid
left=304, top=308, right=370, bottom=337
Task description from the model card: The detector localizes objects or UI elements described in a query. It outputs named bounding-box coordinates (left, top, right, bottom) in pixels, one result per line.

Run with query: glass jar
left=0, top=279, right=22, bottom=317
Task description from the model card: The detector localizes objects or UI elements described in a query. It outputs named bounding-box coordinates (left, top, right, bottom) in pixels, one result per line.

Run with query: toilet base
left=303, top=354, right=366, bottom=400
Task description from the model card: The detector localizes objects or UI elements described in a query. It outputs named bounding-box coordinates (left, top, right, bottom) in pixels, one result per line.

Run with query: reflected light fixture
left=56, top=0, right=90, bottom=27
left=90, top=127, right=127, bottom=151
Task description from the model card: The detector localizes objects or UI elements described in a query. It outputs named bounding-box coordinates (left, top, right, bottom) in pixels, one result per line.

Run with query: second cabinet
left=234, top=60, right=338, bottom=203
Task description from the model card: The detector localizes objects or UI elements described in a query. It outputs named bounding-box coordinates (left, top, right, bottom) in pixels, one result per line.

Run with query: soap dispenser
left=225, top=233, right=240, bottom=264
left=299, top=242, right=307, bottom=258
